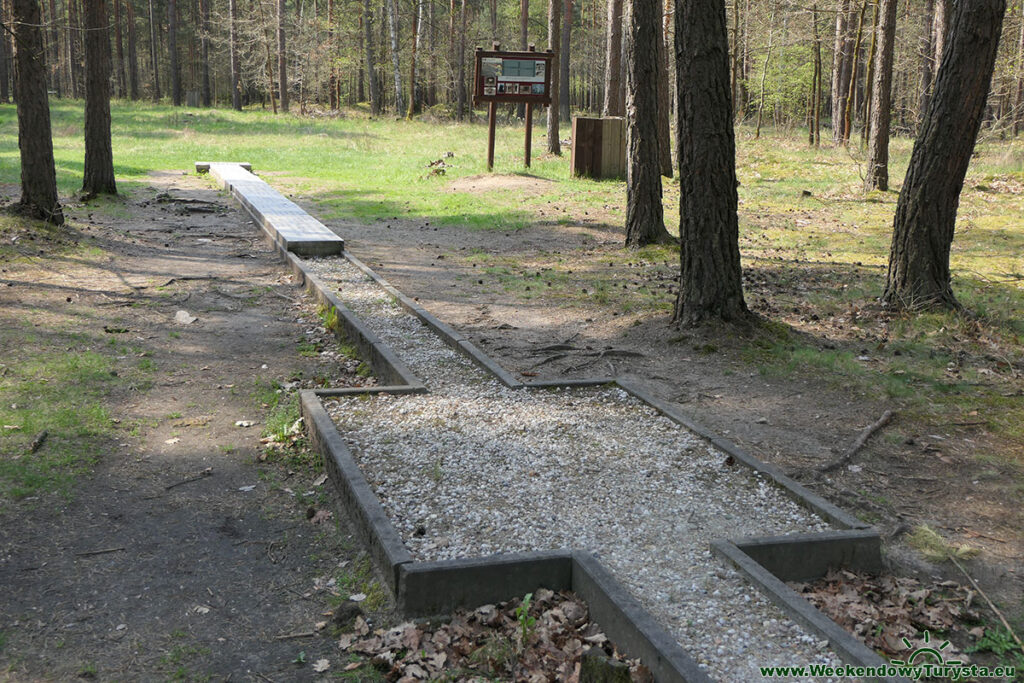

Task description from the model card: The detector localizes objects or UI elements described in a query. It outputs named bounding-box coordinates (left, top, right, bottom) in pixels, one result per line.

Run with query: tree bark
left=83, top=0, right=117, bottom=196
left=883, top=0, right=1006, bottom=310
left=559, top=0, right=571, bottom=121
left=47, top=0, right=61, bottom=97
left=0, top=0, right=9, bottom=102
left=841, top=0, right=867, bottom=143
left=808, top=4, right=822, bottom=146
left=278, top=0, right=289, bottom=111
left=860, top=0, right=879, bottom=148
left=625, top=0, right=670, bottom=247
left=407, top=0, right=422, bottom=118
left=126, top=0, right=138, bottom=99
left=916, top=0, right=934, bottom=128
left=456, top=0, right=466, bottom=118
left=229, top=0, right=241, bottom=109
left=387, top=0, right=402, bottom=113
left=1014, top=4, right=1023, bottom=137
left=864, top=0, right=895, bottom=192
left=12, top=0, right=64, bottom=224
left=602, top=0, right=623, bottom=116
left=112, top=0, right=125, bottom=97
left=754, top=0, right=775, bottom=139
left=200, top=0, right=211, bottom=105
left=673, top=0, right=747, bottom=324
left=169, top=0, right=181, bottom=105
left=148, top=0, right=160, bottom=101
left=831, top=0, right=851, bottom=141
left=655, top=0, right=671, bottom=176
left=363, top=0, right=381, bottom=114
left=547, top=0, right=561, bottom=154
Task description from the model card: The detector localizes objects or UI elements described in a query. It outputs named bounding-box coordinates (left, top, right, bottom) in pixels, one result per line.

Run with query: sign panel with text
left=473, top=49, right=553, bottom=107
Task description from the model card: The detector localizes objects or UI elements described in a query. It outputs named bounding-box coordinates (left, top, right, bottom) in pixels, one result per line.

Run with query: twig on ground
left=267, top=288, right=300, bottom=304
left=76, top=546, right=126, bottom=557
left=273, top=630, right=316, bottom=640
left=164, top=467, right=213, bottom=490
left=947, top=553, right=1024, bottom=656
left=528, top=353, right=567, bottom=369
left=819, top=410, right=894, bottom=473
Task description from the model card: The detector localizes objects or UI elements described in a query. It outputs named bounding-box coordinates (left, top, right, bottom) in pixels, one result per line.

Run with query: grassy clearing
left=2, top=101, right=1022, bottom=466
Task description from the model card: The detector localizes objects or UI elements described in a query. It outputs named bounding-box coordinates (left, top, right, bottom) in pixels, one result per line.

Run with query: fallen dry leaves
left=790, top=569, right=979, bottom=660
left=337, top=589, right=651, bottom=682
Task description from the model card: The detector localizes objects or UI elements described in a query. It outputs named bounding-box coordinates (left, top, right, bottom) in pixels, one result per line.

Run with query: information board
left=473, top=48, right=553, bottom=106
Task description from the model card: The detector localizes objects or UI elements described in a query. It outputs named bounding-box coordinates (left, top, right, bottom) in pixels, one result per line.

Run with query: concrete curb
left=299, top=390, right=413, bottom=591
left=209, top=163, right=899, bottom=681
left=712, top=537, right=909, bottom=682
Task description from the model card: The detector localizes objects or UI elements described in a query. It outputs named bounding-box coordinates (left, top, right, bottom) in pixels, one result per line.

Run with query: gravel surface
left=305, top=256, right=848, bottom=682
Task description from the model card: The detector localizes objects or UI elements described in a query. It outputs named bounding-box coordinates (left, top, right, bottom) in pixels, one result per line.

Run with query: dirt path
left=311, top=180, right=1022, bottom=626
left=0, top=173, right=384, bottom=681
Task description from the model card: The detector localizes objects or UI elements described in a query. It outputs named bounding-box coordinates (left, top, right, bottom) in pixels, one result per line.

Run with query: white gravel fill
left=305, top=256, right=849, bottom=682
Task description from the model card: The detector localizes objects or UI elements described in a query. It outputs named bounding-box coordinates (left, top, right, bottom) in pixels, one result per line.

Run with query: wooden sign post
left=473, top=44, right=554, bottom=171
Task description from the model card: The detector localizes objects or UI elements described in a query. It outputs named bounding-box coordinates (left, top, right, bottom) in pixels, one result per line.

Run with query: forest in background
left=0, top=0, right=1022, bottom=137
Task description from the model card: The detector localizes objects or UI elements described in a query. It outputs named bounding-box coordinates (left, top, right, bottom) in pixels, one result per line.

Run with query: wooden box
left=570, top=117, right=626, bottom=180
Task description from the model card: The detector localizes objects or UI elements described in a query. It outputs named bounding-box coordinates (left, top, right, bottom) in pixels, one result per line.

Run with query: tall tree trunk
left=933, top=0, right=950, bottom=72
left=831, top=0, right=851, bottom=141
left=83, top=0, right=117, bottom=195
left=674, top=0, right=747, bottom=324
left=387, top=0, right=402, bottom=113
left=1013, top=3, right=1023, bottom=137
left=0, top=0, right=9, bottom=102
left=328, top=0, right=338, bottom=107
left=883, top=0, right=1006, bottom=310
left=113, top=0, right=126, bottom=97
left=860, top=0, right=878, bottom=148
left=127, top=0, right=138, bottom=99
left=559, top=0, right=571, bottom=121
left=278, top=0, right=288, bottom=111
left=655, top=0, right=671, bottom=176
left=456, top=0, right=466, bottom=119
left=200, top=0, right=211, bottom=105
left=169, top=0, right=181, bottom=105
left=625, top=0, right=669, bottom=247
left=602, top=0, right=623, bottom=115
left=69, top=0, right=82, bottom=97
left=864, top=0, right=895, bottom=191
left=427, top=0, right=435, bottom=105
left=754, top=0, right=775, bottom=138
left=45, top=0, right=61, bottom=97
left=547, top=0, right=561, bottom=153
left=841, top=0, right=867, bottom=143
left=148, top=0, right=161, bottom=101
left=229, top=0, right=241, bottom=109
left=811, top=4, right=822, bottom=146
left=916, top=0, right=934, bottom=128
left=407, top=0, right=421, bottom=118
left=12, top=0, right=63, bottom=224
left=364, top=0, right=381, bottom=114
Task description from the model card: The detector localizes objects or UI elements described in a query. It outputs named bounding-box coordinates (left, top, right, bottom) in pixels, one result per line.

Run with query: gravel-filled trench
left=305, top=256, right=846, bottom=682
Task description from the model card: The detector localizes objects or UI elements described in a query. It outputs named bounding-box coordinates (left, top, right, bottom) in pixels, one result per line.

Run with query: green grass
left=332, top=555, right=390, bottom=614
left=0, top=314, right=154, bottom=504
left=2, top=100, right=1022, bottom=465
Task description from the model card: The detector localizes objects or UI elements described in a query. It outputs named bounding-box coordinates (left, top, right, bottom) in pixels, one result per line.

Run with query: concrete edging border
left=210, top=162, right=902, bottom=681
